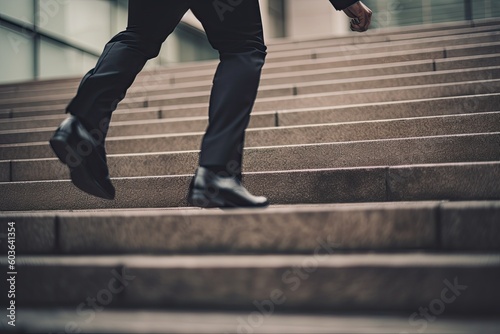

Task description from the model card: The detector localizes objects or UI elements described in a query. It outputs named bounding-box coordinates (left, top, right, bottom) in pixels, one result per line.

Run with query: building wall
left=0, top=0, right=215, bottom=84
left=2, top=0, right=500, bottom=84
left=282, top=0, right=500, bottom=38
left=283, top=0, right=349, bottom=38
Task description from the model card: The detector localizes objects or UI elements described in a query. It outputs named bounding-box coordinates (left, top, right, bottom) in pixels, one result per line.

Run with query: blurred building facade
left=1, top=0, right=499, bottom=84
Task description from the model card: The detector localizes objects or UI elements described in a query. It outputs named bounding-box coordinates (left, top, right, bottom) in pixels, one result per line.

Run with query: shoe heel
left=49, top=131, right=72, bottom=165
left=188, top=188, right=226, bottom=208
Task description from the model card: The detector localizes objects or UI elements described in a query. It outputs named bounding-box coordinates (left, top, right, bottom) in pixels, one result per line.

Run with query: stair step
left=5, top=131, right=500, bottom=182
left=7, top=309, right=500, bottom=334
left=1, top=18, right=497, bottom=93
left=2, top=39, right=499, bottom=107
left=3, top=53, right=499, bottom=119
left=268, top=21, right=500, bottom=52
left=1, top=93, right=497, bottom=135
left=278, top=94, right=500, bottom=126
left=2, top=201, right=499, bottom=254
left=2, top=161, right=500, bottom=211
left=270, top=30, right=500, bottom=64
left=2, top=108, right=498, bottom=155
left=138, top=78, right=500, bottom=118
left=139, top=44, right=500, bottom=86
left=247, top=79, right=500, bottom=113
left=0, top=20, right=499, bottom=333
left=4, top=253, right=500, bottom=313
left=1, top=64, right=497, bottom=112
left=1, top=21, right=497, bottom=95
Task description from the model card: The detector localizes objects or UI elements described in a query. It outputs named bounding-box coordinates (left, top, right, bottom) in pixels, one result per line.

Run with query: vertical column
left=33, top=0, right=39, bottom=80
left=422, top=0, right=432, bottom=24
left=464, top=0, right=473, bottom=21
left=259, top=0, right=271, bottom=38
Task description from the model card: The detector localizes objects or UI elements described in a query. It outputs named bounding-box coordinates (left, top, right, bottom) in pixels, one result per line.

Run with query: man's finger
left=343, top=1, right=372, bottom=33
left=350, top=18, right=366, bottom=32
left=352, top=13, right=371, bottom=32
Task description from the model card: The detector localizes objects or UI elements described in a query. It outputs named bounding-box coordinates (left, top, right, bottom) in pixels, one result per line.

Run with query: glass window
left=113, top=0, right=128, bottom=34
left=362, top=0, right=500, bottom=28
left=39, top=37, right=87, bottom=79
left=0, top=26, right=34, bottom=84
left=429, top=0, right=465, bottom=23
left=494, top=0, right=500, bottom=18
left=474, top=0, right=500, bottom=20
left=362, top=0, right=424, bottom=28
left=0, top=0, right=34, bottom=25
left=36, top=0, right=112, bottom=53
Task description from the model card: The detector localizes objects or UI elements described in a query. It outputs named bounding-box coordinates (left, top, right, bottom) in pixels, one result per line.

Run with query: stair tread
left=6, top=253, right=500, bottom=267
left=10, top=309, right=500, bottom=334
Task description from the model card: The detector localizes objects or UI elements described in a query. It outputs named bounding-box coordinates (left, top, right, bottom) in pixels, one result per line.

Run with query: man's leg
left=50, top=1, right=189, bottom=199
left=67, top=0, right=189, bottom=138
left=187, top=0, right=269, bottom=207
left=190, top=0, right=267, bottom=176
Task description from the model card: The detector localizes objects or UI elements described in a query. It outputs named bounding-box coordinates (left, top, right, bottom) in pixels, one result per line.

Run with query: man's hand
left=343, top=1, right=372, bottom=32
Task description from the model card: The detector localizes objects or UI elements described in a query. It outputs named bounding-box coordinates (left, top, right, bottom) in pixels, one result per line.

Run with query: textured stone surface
left=55, top=202, right=438, bottom=254
left=246, top=167, right=386, bottom=205
left=0, top=114, right=67, bottom=131
left=446, top=41, right=500, bottom=58
left=0, top=141, right=53, bottom=160
left=387, top=162, right=500, bottom=201
left=2, top=67, right=499, bottom=144
left=3, top=162, right=500, bottom=210
left=251, top=80, right=500, bottom=112
left=11, top=309, right=500, bottom=334
left=295, top=67, right=500, bottom=95
left=0, top=112, right=275, bottom=145
left=4, top=54, right=497, bottom=120
left=0, top=168, right=386, bottom=210
left=7, top=254, right=500, bottom=313
left=5, top=108, right=499, bottom=161
left=12, top=158, right=69, bottom=181
left=0, top=160, right=9, bottom=182
left=0, top=175, right=193, bottom=211
left=259, top=112, right=500, bottom=144
left=244, top=133, right=500, bottom=172
left=386, top=23, right=500, bottom=42
left=440, top=201, right=500, bottom=250
left=436, top=53, right=500, bottom=70
left=0, top=215, right=56, bottom=254
left=313, top=31, right=500, bottom=61
left=268, top=23, right=500, bottom=52
left=278, top=94, right=500, bottom=126
left=11, top=114, right=500, bottom=181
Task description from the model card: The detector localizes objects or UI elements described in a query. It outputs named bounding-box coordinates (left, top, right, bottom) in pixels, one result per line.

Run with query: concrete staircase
left=1, top=19, right=500, bottom=333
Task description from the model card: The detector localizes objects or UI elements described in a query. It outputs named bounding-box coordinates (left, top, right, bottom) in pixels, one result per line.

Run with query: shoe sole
left=187, top=188, right=269, bottom=209
left=50, top=133, right=115, bottom=200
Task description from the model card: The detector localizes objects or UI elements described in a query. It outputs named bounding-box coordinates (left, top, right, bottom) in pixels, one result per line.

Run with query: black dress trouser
left=67, top=0, right=267, bottom=176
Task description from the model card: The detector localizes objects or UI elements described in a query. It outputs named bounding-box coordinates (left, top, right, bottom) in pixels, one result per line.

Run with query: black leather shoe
left=187, top=167, right=269, bottom=208
left=49, top=116, right=115, bottom=200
